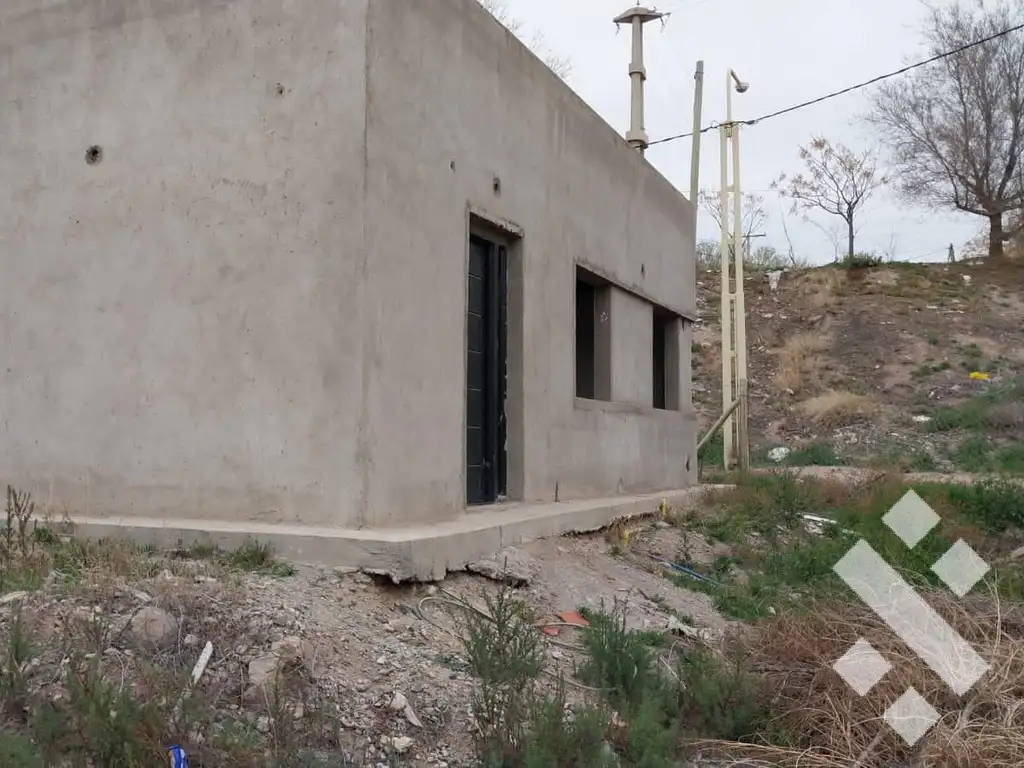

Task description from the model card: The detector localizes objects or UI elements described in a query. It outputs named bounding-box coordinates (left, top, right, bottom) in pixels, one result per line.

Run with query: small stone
left=255, top=715, right=271, bottom=733
left=248, top=655, right=280, bottom=689
left=183, top=634, right=200, bottom=648
left=129, top=607, right=178, bottom=651
left=390, top=736, right=414, bottom=754
left=1011, top=546, right=1024, bottom=561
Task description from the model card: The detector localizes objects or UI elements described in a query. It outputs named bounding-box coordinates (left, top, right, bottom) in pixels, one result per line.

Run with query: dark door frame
left=466, top=234, right=508, bottom=505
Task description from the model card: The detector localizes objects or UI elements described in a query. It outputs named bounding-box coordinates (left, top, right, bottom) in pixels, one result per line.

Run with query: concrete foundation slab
left=50, top=488, right=706, bottom=581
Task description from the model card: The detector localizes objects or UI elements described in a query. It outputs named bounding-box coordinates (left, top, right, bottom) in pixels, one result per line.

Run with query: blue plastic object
left=167, top=745, right=189, bottom=767
left=652, top=557, right=723, bottom=586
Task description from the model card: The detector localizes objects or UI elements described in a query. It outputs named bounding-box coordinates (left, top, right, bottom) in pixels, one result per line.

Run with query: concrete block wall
left=0, top=0, right=697, bottom=532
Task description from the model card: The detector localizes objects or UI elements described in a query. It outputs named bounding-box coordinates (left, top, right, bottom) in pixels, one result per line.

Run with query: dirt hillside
left=693, top=259, right=1024, bottom=473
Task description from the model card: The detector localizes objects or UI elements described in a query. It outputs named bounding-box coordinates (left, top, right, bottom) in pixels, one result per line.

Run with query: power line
left=648, top=20, right=1024, bottom=148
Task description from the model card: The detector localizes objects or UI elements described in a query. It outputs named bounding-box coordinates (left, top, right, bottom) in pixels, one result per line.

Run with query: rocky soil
left=693, top=259, right=1024, bottom=467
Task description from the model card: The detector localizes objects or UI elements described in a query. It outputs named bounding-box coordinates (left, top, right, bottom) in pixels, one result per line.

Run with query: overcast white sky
left=505, top=0, right=980, bottom=265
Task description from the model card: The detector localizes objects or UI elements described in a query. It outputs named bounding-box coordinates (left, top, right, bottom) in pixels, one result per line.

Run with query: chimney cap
left=613, top=6, right=664, bottom=25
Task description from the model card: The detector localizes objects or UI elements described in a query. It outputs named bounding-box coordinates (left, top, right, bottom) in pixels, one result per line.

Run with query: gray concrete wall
left=1, top=0, right=371, bottom=527
left=363, top=0, right=698, bottom=516
left=1, top=0, right=697, bottom=532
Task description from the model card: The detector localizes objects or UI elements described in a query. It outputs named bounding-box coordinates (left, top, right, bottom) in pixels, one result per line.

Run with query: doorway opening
left=466, top=234, right=508, bottom=505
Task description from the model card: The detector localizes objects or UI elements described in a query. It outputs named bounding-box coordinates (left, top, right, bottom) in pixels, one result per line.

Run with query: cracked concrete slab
left=51, top=488, right=707, bottom=581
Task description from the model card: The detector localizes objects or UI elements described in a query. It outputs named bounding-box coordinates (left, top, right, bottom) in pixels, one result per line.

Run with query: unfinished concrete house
left=0, top=0, right=697, bottom=578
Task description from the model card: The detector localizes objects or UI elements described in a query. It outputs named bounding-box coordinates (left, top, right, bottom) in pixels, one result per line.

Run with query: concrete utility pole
left=689, top=60, right=705, bottom=206
left=719, top=68, right=751, bottom=471
left=614, top=5, right=664, bottom=155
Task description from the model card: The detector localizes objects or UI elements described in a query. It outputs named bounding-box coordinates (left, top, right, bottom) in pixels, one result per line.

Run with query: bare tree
left=695, top=239, right=720, bottom=270
left=773, top=137, right=886, bottom=261
left=870, top=0, right=1024, bottom=261
left=748, top=244, right=791, bottom=270
left=477, top=0, right=572, bottom=79
left=698, top=190, right=769, bottom=243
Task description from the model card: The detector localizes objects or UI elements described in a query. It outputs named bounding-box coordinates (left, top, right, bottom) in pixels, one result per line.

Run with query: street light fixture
left=718, top=69, right=751, bottom=471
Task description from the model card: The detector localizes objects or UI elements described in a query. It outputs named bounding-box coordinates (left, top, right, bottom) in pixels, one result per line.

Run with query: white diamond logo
left=833, top=638, right=891, bottom=696
left=883, top=490, right=940, bottom=548
left=931, top=539, right=990, bottom=598
left=831, top=491, right=992, bottom=747
left=883, top=688, right=940, bottom=746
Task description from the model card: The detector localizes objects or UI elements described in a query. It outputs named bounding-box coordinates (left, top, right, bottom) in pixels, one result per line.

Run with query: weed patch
left=783, top=443, right=845, bottom=467
left=226, top=540, right=297, bottom=577
left=926, top=378, right=1024, bottom=436
left=669, top=474, right=1024, bottom=620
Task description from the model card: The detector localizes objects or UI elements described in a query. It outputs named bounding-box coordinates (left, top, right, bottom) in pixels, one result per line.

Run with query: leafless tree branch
left=477, top=0, right=572, bottom=79
left=773, top=138, right=886, bottom=261
left=868, top=0, right=1024, bottom=260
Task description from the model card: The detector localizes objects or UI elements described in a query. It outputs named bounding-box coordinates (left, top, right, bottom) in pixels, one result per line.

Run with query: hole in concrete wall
left=641, top=263, right=646, bottom=277
left=85, top=145, right=103, bottom=165
left=492, top=175, right=502, bottom=196
left=275, top=83, right=285, bottom=96
left=450, top=160, right=456, bottom=171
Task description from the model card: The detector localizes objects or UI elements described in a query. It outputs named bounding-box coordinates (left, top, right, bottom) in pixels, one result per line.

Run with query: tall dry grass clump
left=798, top=390, right=880, bottom=430
left=773, top=331, right=828, bottom=394
left=703, top=591, right=1024, bottom=767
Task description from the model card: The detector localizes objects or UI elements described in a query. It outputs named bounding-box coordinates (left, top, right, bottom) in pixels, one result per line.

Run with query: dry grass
left=799, top=269, right=845, bottom=309
left=773, top=331, right=829, bottom=393
left=798, top=390, right=879, bottom=430
left=702, top=591, right=1024, bottom=767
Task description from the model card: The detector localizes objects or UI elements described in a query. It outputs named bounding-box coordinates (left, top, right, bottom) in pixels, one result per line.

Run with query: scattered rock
left=388, top=690, right=423, bottom=728
left=767, top=447, right=790, bottom=463
left=247, top=655, right=280, bottom=691
left=381, top=735, right=414, bottom=754
left=245, top=636, right=314, bottom=699
left=128, top=606, right=178, bottom=651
